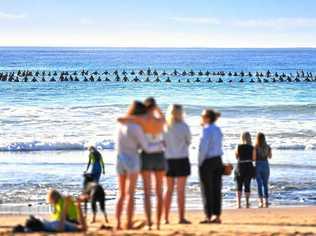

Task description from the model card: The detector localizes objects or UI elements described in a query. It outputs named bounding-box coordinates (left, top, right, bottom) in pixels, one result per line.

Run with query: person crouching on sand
left=116, top=101, right=164, bottom=230
left=117, top=97, right=166, bottom=230
left=163, top=104, right=191, bottom=224
left=255, top=132, right=272, bottom=208
left=198, top=109, right=223, bottom=224
left=85, top=146, right=105, bottom=183
left=235, top=132, right=256, bottom=208
left=43, top=189, right=86, bottom=232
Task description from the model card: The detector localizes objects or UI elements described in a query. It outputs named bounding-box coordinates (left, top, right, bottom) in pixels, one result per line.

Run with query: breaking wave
left=0, top=140, right=115, bottom=152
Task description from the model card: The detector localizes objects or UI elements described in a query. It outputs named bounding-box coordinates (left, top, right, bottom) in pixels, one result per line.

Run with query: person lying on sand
left=44, top=189, right=87, bottom=232
left=13, top=189, right=87, bottom=233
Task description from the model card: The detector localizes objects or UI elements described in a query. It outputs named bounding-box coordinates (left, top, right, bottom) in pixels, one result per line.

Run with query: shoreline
left=0, top=203, right=313, bottom=214
left=0, top=201, right=314, bottom=217
left=0, top=207, right=315, bottom=235
left=0, top=149, right=315, bottom=222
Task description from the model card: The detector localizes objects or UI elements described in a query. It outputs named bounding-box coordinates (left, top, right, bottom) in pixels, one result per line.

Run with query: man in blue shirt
left=198, top=109, right=223, bottom=224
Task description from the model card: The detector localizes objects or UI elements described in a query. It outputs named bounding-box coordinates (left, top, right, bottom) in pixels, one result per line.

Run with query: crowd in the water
left=13, top=97, right=273, bottom=234
left=1, top=69, right=316, bottom=83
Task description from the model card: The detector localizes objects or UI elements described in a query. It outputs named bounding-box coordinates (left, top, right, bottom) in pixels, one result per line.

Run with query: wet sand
left=0, top=207, right=315, bottom=235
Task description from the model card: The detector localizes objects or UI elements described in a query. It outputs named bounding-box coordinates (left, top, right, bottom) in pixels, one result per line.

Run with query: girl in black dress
left=235, top=132, right=256, bottom=208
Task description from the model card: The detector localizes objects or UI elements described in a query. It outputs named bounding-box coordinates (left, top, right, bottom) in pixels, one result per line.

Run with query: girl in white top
left=163, top=104, right=191, bottom=224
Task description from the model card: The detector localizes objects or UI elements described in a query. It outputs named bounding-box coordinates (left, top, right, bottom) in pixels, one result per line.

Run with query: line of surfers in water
left=15, top=97, right=273, bottom=233
left=1, top=69, right=316, bottom=83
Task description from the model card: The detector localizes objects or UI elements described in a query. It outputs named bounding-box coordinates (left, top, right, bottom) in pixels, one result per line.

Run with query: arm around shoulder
left=118, top=115, right=145, bottom=126
left=133, top=125, right=163, bottom=153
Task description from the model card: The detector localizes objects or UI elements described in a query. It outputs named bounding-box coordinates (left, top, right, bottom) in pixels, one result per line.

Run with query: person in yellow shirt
left=43, top=189, right=86, bottom=232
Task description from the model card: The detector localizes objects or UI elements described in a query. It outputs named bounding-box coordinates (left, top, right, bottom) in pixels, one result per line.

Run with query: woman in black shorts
left=163, top=104, right=191, bottom=224
left=235, top=132, right=256, bottom=208
left=117, top=97, right=166, bottom=230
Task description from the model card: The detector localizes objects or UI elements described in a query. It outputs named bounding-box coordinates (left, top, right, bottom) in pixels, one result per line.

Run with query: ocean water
left=0, top=47, right=315, bottom=213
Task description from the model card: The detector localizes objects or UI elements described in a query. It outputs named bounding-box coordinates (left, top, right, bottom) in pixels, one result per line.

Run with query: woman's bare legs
left=177, top=177, right=190, bottom=223
left=142, top=171, right=152, bottom=229
left=164, top=177, right=175, bottom=224
left=142, top=170, right=165, bottom=230
left=154, top=171, right=165, bottom=230
left=125, top=173, right=138, bottom=229
left=116, top=175, right=126, bottom=230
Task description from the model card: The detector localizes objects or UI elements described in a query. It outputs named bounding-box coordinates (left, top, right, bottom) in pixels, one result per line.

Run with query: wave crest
left=272, top=144, right=316, bottom=150
left=0, top=140, right=315, bottom=152
left=0, top=140, right=114, bottom=152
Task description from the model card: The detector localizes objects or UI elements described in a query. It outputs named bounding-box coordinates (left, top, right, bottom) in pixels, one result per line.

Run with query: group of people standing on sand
left=234, top=132, right=272, bottom=209
left=114, top=97, right=272, bottom=230
left=14, top=97, right=272, bottom=233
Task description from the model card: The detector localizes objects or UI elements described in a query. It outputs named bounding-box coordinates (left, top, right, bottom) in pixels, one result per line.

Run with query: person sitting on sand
left=163, top=104, right=191, bottom=225
left=117, top=97, right=166, bottom=230
left=116, top=101, right=163, bottom=230
left=235, top=132, right=256, bottom=208
left=198, top=109, right=223, bottom=224
left=43, top=189, right=86, bottom=232
left=85, top=146, right=105, bottom=183
left=255, top=133, right=272, bottom=208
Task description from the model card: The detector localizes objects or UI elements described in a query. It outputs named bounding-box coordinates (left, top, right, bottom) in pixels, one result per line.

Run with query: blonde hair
left=47, top=189, right=62, bottom=204
left=166, top=104, right=183, bottom=126
left=240, top=132, right=252, bottom=145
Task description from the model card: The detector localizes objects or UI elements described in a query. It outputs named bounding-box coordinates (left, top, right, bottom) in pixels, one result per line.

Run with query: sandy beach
left=0, top=207, right=315, bottom=235
left=1, top=0, right=316, bottom=234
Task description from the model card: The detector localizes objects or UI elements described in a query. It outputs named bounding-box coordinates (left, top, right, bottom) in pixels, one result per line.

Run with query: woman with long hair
left=235, top=132, right=256, bottom=208
left=163, top=104, right=191, bottom=224
left=255, top=132, right=272, bottom=208
left=117, top=97, right=165, bottom=230
left=116, top=101, right=163, bottom=230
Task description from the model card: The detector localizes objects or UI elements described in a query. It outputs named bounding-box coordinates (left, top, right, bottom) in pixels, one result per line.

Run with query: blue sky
left=0, top=0, right=316, bottom=47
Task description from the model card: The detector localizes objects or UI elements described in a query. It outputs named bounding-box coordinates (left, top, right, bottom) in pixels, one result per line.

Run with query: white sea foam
left=1, top=48, right=316, bottom=211
left=0, top=139, right=314, bottom=152
left=0, top=140, right=114, bottom=152
left=272, top=144, right=316, bottom=150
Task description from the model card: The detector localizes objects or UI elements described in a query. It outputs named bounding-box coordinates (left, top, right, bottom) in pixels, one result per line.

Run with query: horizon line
left=0, top=46, right=316, bottom=49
